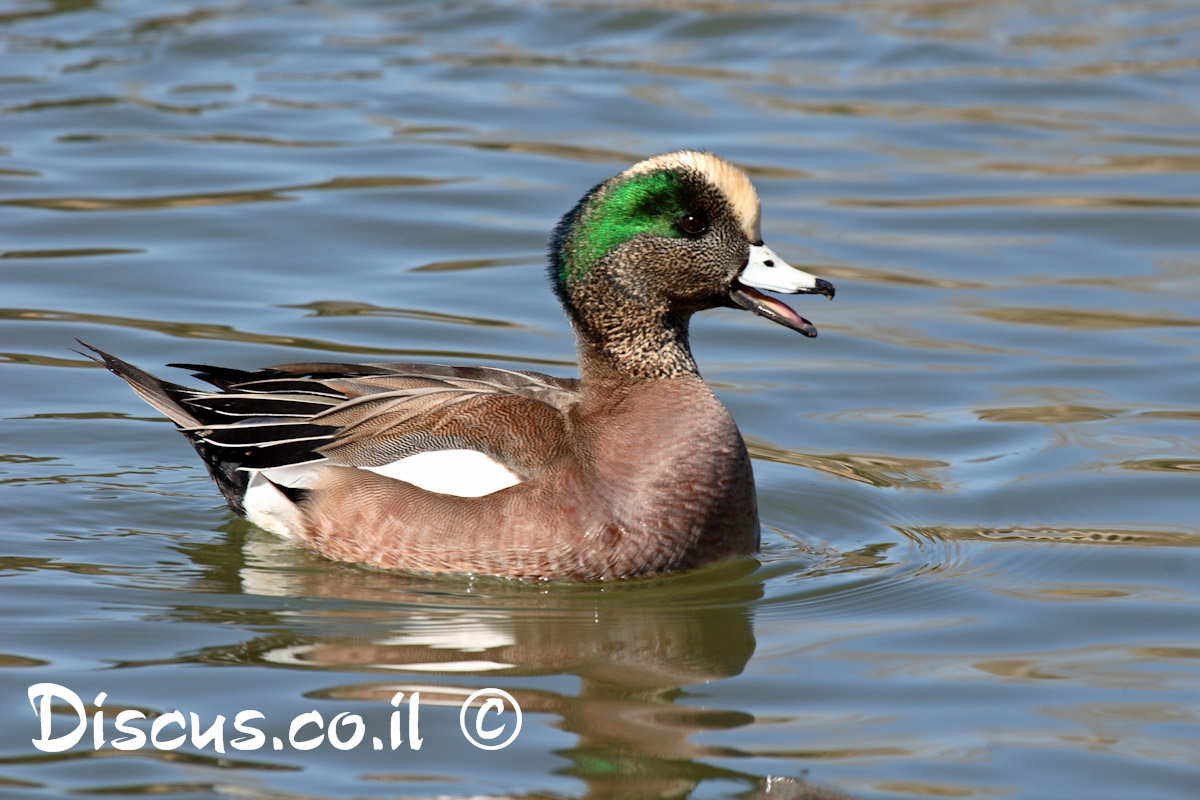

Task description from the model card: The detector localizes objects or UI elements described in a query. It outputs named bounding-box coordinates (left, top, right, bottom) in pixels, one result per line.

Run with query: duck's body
left=286, top=370, right=756, bottom=579
left=89, top=150, right=833, bottom=580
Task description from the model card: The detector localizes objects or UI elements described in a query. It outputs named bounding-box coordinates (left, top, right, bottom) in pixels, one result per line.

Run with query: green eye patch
left=557, top=169, right=692, bottom=284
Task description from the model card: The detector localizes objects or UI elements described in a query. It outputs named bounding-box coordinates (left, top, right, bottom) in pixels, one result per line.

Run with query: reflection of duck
left=225, top=530, right=761, bottom=688
left=171, top=526, right=854, bottom=799
left=86, top=151, right=834, bottom=580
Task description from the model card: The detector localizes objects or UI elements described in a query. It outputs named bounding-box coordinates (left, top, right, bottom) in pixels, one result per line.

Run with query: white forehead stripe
left=620, top=151, right=762, bottom=242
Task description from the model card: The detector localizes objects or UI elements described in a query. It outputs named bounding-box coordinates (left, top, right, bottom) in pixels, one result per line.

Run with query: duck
left=85, top=150, right=834, bottom=580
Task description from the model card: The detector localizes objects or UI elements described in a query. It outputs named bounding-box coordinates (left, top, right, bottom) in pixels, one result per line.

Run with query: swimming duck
left=87, top=151, right=834, bottom=580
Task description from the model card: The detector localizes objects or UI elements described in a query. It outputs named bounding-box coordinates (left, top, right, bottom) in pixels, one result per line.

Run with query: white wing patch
left=242, top=450, right=521, bottom=537
left=364, top=449, right=522, bottom=497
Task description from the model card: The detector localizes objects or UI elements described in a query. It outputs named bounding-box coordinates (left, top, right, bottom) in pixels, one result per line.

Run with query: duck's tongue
left=729, top=283, right=819, bottom=337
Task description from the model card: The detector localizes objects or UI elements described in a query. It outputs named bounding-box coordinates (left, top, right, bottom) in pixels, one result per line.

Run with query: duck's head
left=549, top=151, right=834, bottom=363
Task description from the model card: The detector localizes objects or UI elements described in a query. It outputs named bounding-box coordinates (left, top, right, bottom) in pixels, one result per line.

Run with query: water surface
left=2, top=1, right=1199, bottom=798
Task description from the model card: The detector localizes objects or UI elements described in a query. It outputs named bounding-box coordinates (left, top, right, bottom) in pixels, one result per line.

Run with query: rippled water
left=3, top=1, right=1199, bottom=798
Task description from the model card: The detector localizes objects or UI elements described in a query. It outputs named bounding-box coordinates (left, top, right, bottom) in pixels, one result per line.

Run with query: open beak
left=729, top=243, right=835, bottom=338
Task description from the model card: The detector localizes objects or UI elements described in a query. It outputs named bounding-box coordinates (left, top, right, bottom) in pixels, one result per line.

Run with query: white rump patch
left=243, top=470, right=309, bottom=539
left=363, top=449, right=522, bottom=497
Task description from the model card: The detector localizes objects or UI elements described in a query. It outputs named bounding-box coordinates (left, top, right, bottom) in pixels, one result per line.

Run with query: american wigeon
left=86, top=151, right=834, bottom=580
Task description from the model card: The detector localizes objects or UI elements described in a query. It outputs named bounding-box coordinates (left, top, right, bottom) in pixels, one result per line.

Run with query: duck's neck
left=571, top=307, right=700, bottom=386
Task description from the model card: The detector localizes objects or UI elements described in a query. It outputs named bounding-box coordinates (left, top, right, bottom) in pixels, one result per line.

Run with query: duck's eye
left=676, top=213, right=708, bottom=237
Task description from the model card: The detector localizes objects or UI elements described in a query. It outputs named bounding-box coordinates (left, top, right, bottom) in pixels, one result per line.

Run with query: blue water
left=3, top=1, right=1199, bottom=798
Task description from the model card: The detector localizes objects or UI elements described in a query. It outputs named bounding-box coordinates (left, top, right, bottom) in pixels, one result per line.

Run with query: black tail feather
left=82, top=342, right=336, bottom=515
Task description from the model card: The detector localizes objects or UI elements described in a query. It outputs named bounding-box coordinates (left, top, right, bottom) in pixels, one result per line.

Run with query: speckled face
left=548, top=150, right=834, bottom=340
left=553, top=168, right=700, bottom=285
left=550, top=152, right=756, bottom=300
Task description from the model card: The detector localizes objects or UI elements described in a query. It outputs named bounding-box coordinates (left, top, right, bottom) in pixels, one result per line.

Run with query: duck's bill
left=730, top=244, right=835, bottom=338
